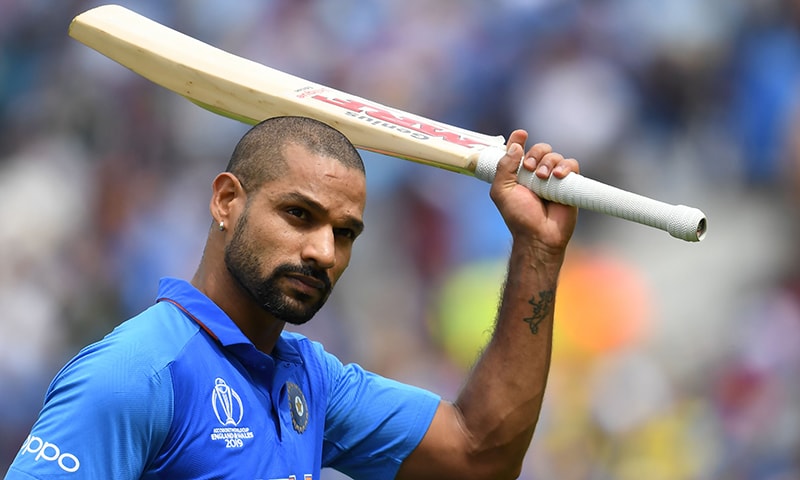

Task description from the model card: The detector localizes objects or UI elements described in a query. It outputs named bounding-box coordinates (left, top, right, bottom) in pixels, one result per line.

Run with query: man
left=5, top=116, right=578, bottom=479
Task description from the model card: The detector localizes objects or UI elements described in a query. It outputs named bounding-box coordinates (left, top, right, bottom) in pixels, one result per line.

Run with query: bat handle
left=474, top=147, right=707, bottom=242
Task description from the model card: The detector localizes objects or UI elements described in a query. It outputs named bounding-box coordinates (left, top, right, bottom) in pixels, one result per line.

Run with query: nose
left=301, top=227, right=335, bottom=269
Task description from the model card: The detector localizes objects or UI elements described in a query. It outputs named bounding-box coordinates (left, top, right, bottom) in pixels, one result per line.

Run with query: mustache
left=273, top=263, right=331, bottom=291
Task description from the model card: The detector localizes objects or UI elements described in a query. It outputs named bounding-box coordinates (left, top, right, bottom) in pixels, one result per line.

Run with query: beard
left=224, top=212, right=332, bottom=325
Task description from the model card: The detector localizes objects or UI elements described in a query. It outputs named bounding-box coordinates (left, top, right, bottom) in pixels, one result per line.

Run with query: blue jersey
left=5, top=278, right=440, bottom=479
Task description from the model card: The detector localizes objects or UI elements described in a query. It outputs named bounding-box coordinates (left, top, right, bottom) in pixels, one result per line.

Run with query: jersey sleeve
left=4, top=340, right=174, bottom=479
left=320, top=351, right=440, bottom=479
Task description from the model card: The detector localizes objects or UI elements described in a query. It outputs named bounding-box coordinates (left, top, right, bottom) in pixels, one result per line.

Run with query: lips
left=287, top=273, right=326, bottom=291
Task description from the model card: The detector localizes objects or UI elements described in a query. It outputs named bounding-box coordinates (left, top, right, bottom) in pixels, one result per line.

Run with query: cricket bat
left=68, top=4, right=707, bottom=242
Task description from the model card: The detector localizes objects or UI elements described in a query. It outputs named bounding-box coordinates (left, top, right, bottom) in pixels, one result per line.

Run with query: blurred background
left=2, top=0, right=800, bottom=478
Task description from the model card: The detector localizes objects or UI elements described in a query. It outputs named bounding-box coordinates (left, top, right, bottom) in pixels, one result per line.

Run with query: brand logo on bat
left=306, top=91, right=489, bottom=148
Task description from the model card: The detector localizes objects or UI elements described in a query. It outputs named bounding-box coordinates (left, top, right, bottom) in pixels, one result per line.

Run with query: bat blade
left=67, top=4, right=505, bottom=176
left=68, top=5, right=707, bottom=242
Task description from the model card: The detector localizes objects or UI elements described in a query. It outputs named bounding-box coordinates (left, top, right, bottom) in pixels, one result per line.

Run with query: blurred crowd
left=2, top=0, right=800, bottom=478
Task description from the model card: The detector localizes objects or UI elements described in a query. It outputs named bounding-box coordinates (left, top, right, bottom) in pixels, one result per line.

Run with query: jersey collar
left=155, top=277, right=303, bottom=365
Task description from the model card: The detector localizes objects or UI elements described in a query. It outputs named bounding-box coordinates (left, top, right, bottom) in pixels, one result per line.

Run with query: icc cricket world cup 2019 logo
left=209, top=377, right=253, bottom=449
left=212, top=377, right=243, bottom=426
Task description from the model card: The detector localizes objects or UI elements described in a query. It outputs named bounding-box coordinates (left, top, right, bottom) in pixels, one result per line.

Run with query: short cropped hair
left=225, top=116, right=365, bottom=192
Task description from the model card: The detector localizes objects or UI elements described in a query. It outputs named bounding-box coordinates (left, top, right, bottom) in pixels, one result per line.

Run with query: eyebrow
left=282, top=191, right=365, bottom=235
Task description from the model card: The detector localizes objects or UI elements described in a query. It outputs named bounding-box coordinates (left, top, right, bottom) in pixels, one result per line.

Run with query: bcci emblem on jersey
left=286, top=382, right=308, bottom=434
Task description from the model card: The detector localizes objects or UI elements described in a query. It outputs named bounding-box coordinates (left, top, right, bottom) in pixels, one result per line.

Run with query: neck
left=192, top=258, right=286, bottom=355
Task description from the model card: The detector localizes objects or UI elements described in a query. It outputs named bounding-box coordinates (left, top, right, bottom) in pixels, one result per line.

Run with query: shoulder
left=277, top=331, right=346, bottom=379
left=7, top=302, right=199, bottom=478
left=49, top=301, right=200, bottom=403
left=278, top=331, right=326, bottom=357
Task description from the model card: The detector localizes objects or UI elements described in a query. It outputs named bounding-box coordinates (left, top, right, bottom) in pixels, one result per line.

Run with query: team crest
left=286, top=382, right=308, bottom=434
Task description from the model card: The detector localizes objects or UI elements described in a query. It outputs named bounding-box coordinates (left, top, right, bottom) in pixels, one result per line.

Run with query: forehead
left=259, top=144, right=366, bottom=212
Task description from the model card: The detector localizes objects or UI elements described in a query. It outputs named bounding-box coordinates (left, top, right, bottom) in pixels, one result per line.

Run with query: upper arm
left=396, top=401, right=525, bottom=480
left=319, top=353, right=439, bottom=479
left=395, top=401, right=473, bottom=480
left=5, top=347, right=173, bottom=479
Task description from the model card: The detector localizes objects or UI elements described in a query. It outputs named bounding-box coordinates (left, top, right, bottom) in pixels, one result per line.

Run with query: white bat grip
left=474, top=147, right=707, bottom=242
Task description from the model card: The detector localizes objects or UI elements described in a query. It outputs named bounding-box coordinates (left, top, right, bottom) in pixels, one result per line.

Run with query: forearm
left=453, top=239, right=563, bottom=476
left=397, top=135, right=578, bottom=480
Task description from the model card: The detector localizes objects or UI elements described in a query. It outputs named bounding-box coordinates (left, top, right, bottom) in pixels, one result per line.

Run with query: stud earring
left=218, top=221, right=225, bottom=231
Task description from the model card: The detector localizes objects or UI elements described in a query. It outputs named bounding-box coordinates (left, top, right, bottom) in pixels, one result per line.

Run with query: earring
left=218, top=221, right=225, bottom=231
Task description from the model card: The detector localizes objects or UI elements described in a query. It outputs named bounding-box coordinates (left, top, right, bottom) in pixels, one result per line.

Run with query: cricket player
left=5, top=116, right=578, bottom=479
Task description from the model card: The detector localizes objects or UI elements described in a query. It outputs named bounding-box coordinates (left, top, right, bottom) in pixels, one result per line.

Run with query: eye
left=333, top=227, right=356, bottom=241
left=286, top=207, right=309, bottom=220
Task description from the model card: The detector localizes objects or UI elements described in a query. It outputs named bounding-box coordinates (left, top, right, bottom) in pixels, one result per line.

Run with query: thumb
left=489, top=142, right=525, bottom=210
left=494, top=129, right=527, bottom=184
left=494, top=142, right=524, bottom=184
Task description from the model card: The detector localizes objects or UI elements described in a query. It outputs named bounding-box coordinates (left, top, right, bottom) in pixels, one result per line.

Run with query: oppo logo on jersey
left=18, top=435, right=80, bottom=473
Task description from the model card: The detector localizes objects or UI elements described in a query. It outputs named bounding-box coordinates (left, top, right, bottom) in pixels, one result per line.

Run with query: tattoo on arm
left=523, top=290, right=555, bottom=334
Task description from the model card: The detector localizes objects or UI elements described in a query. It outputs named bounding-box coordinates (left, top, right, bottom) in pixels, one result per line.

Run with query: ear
left=210, top=172, right=246, bottom=229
